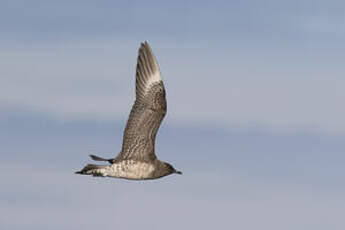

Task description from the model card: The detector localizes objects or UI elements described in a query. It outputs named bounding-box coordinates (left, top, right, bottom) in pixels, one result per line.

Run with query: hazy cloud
left=1, top=2, right=345, bottom=228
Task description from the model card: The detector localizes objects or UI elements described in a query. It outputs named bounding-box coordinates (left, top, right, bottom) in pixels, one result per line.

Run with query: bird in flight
left=76, top=42, right=182, bottom=180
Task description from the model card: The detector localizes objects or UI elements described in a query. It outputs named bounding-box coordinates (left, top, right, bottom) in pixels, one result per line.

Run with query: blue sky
left=1, top=1, right=345, bottom=229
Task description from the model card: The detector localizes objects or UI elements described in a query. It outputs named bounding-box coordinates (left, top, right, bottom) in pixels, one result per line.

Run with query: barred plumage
left=76, top=42, right=181, bottom=180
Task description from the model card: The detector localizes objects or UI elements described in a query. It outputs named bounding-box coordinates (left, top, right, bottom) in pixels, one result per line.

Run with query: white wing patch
left=145, top=71, right=162, bottom=93
left=136, top=42, right=163, bottom=97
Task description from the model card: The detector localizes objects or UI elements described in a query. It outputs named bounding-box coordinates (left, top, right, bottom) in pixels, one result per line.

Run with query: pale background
left=1, top=0, right=345, bottom=229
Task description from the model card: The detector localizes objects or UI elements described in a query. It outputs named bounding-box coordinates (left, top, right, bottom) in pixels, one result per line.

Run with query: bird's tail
left=75, top=164, right=109, bottom=177
left=89, top=154, right=114, bottom=163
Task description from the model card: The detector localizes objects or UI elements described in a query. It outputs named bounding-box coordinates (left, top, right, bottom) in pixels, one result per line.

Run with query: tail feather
left=75, top=164, right=108, bottom=177
left=89, top=154, right=113, bottom=163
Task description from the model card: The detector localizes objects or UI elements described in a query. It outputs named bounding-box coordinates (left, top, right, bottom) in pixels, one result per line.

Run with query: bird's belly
left=107, top=161, right=155, bottom=180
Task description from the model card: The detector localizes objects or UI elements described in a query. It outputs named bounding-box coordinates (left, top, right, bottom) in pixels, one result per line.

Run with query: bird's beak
left=175, top=170, right=182, bottom=175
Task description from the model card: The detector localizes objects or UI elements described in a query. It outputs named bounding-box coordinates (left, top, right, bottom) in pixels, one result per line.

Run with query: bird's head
left=164, top=162, right=182, bottom=175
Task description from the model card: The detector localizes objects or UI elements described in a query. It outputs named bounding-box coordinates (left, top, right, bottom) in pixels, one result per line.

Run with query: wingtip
left=140, top=41, right=151, bottom=49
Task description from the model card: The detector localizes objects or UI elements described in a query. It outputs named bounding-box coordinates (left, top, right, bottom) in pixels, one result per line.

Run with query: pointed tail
left=89, top=154, right=114, bottom=163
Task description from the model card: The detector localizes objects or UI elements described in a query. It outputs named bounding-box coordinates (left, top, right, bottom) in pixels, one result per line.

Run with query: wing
left=116, top=42, right=167, bottom=162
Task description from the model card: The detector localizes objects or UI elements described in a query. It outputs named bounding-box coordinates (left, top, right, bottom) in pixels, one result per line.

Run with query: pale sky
left=1, top=1, right=345, bottom=229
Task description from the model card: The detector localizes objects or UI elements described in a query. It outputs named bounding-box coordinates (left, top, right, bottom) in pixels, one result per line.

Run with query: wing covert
left=115, top=42, right=167, bottom=162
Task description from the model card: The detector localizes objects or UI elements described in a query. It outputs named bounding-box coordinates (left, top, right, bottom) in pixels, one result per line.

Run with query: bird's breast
left=107, top=160, right=155, bottom=180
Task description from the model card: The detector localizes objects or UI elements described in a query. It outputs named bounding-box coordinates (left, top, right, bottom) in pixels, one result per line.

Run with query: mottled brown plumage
left=76, top=42, right=181, bottom=180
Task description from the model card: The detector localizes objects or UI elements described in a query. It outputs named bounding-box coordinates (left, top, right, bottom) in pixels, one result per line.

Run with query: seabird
left=76, top=42, right=182, bottom=180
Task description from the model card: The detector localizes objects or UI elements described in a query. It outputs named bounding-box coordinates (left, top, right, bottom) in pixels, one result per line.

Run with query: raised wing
left=116, top=42, right=167, bottom=162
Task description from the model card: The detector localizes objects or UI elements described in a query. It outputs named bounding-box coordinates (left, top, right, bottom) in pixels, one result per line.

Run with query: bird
left=75, top=41, right=182, bottom=180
